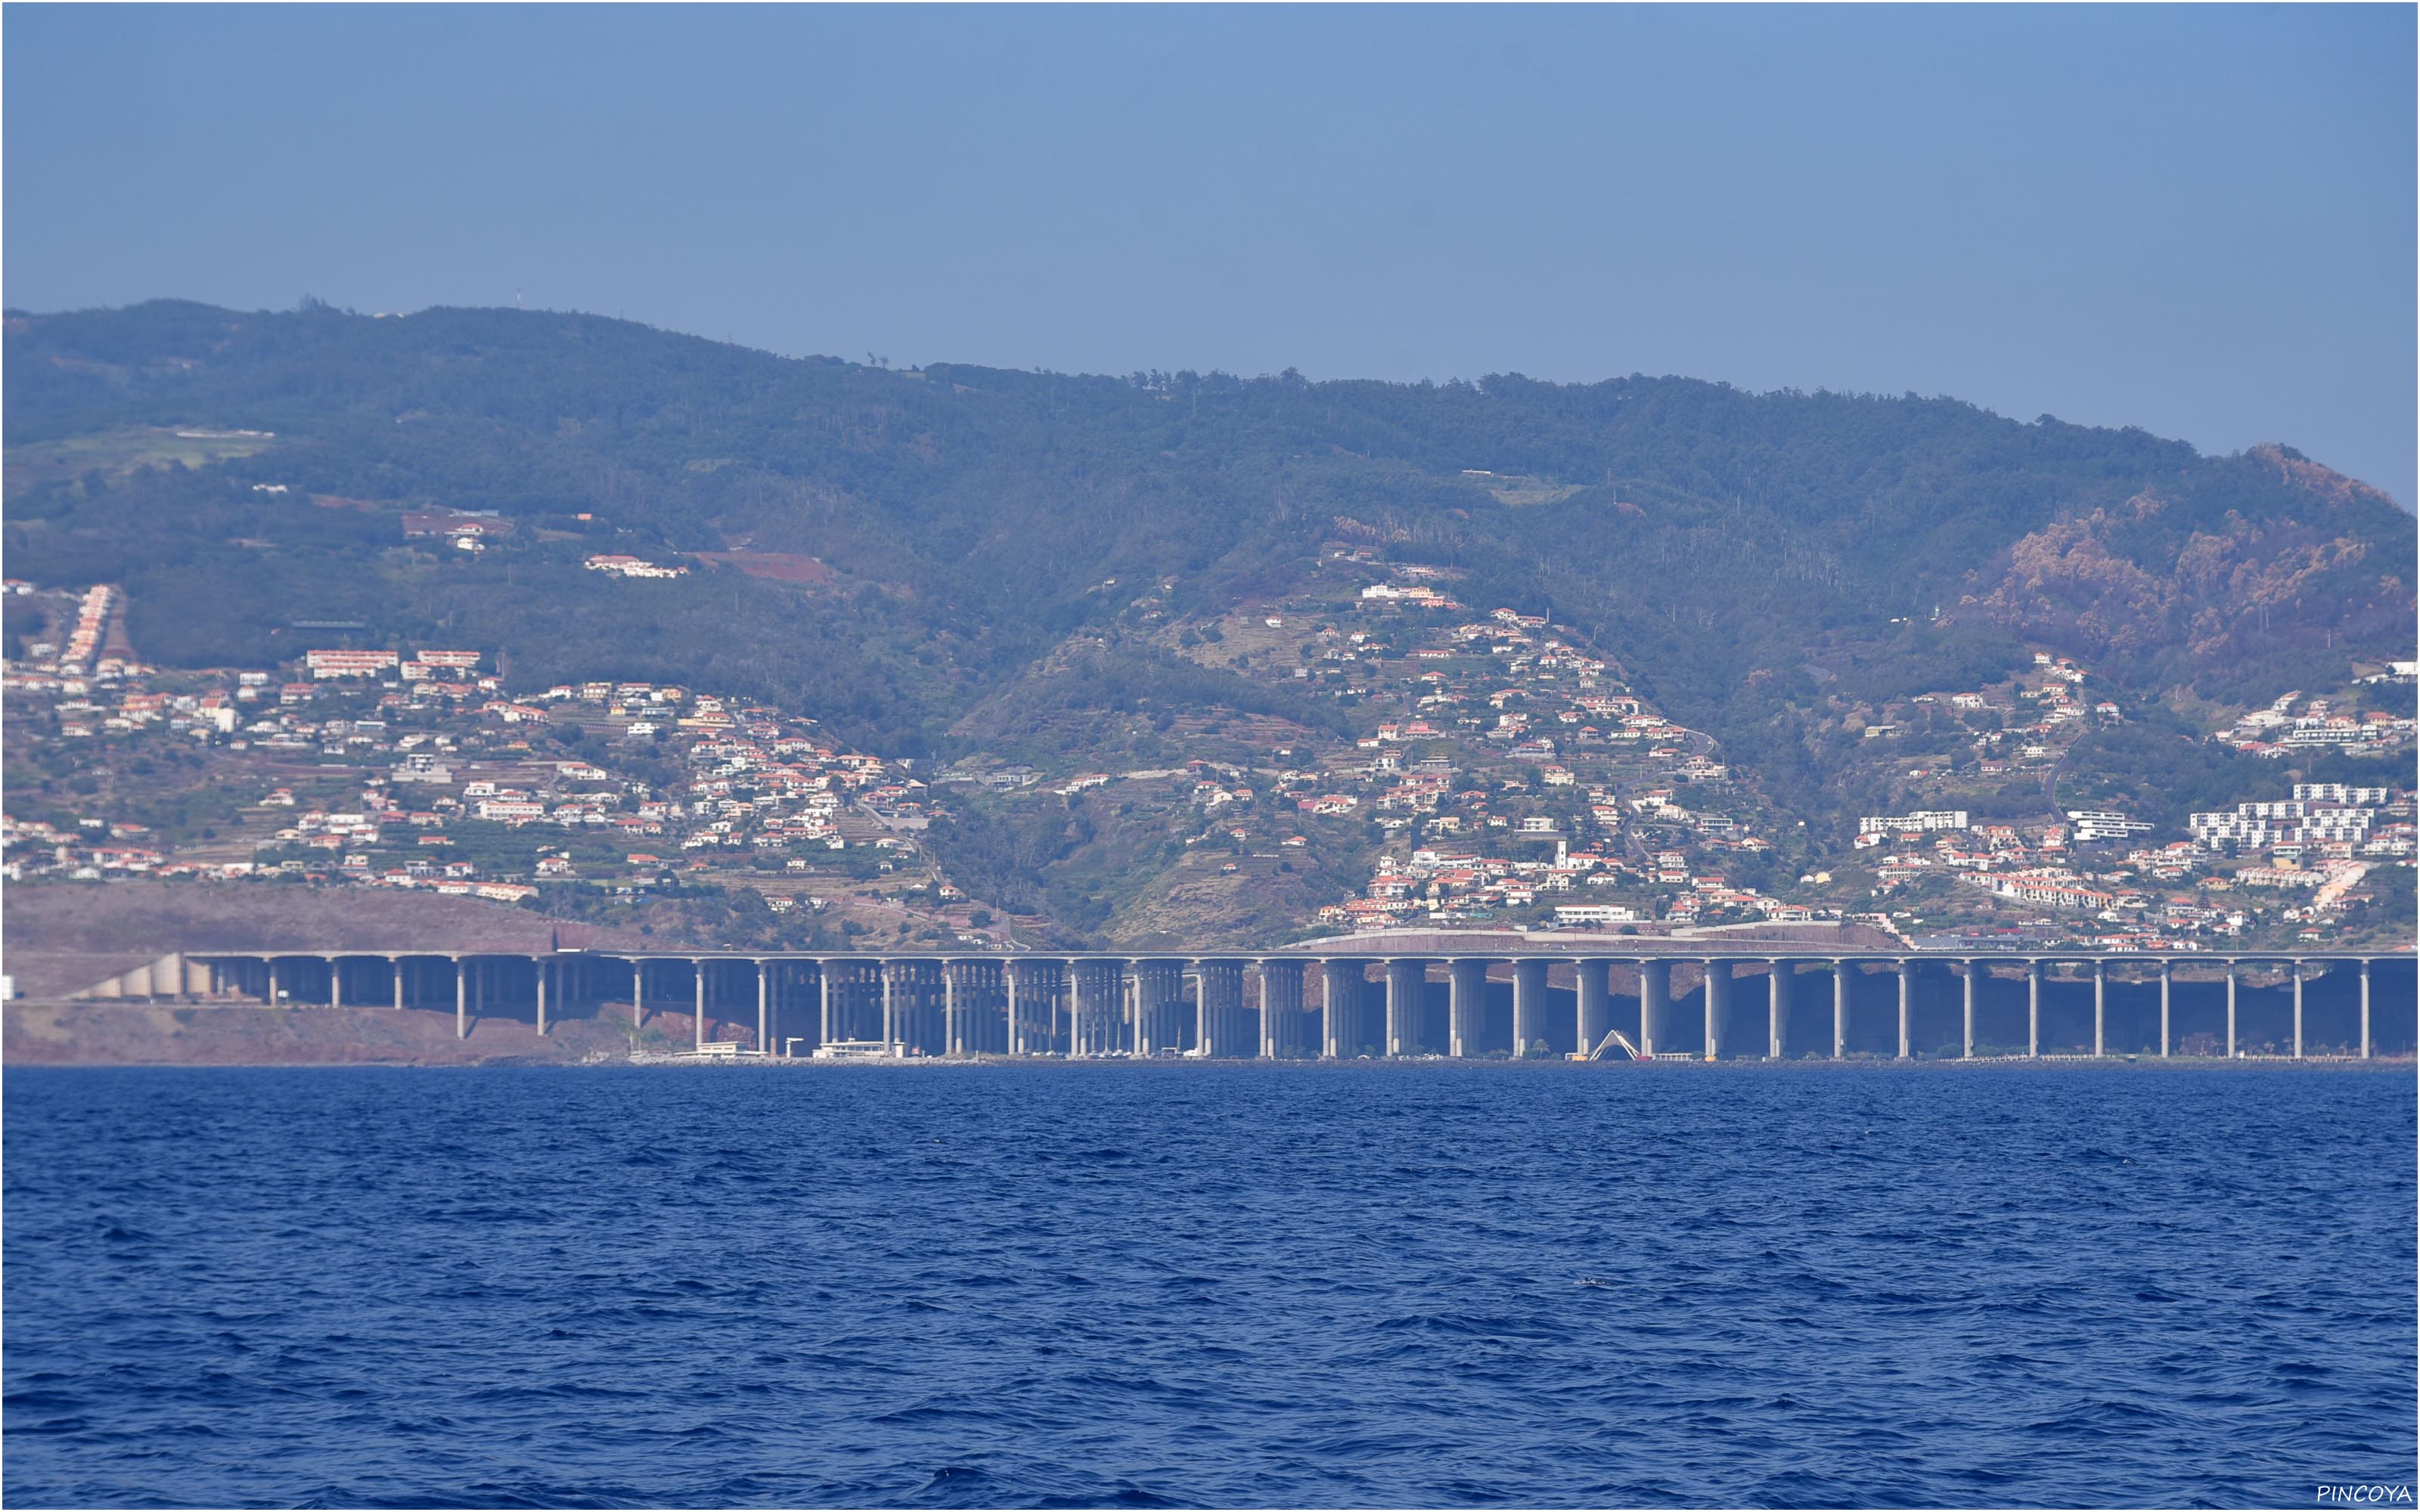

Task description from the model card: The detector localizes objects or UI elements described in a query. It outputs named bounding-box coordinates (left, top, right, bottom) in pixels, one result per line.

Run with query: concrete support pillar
left=2360, top=959, right=2372, bottom=1060
left=1122, top=967, right=1138, bottom=1054
left=1131, top=962, right=1159, bottom=1055
left=393, top=959, right=406, bottom=1011
left=1072, top=960, right=1122, bottom=1057
left=695, top=960, right=708, bottom=1052
left=2226, top=962, right=2238, bottom=1058
left=1320, top=959, right=1361, bottom=1058
left=1831, top=960, right=1850, bottom=1059
left=455, top=958, right=467, bottom=1040
left=2158, top=964, right=2171, bottom=1058
left=1258, top=960, right=1304, bottom=1058
left=537, top=958, right=548, bottom=1036
left=1704, top=960, right=1731, bottom=1062
left=268, top=957, right=282, bottom=1006
left=818, top=963, right=835, bottom=1046
left=2291, top=960, right=2304, bottom=1060
left=881, top=962, right=897, bottom=1052
left=1193, top=962, right=1244, bottom=1058
left=1447, top=959, right=1488, bottom=1058
left=1576, top=959, right=1610, bottom=1059
left=1152, top=961, right=1184, bottom=1055
left=1512, top=959, right=1550, bottom=1058
left=1004, top=963, right=1024, bottom=1057
left=1383, top=959, right=1423, bottom=1057
left=758, top=962, right=771, bottom=1055
left=633, top=961, right=646, bottom=1030
left=943, top=962, right=962, bottom=1057
left=2027, top=962, right=2041, bottom=1058
left=1895, top=961, right=1913, bottom=1059
left=330, top=958, right=343, bottom=1010
left=1039, top=962, right=1063, bottom=1056
left=1769, top=961, right=1792, bottom=1060
left=2093, top=959, right=2106, bottom=1058
left=1961, top=961, right=1977, bottom=1059
left=1639, top=960, right=1671, bottom=1058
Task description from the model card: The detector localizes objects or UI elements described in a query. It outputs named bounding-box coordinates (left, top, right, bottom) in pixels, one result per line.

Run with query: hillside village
left=1198, top=556, right=1803, bottom=934
left=0, top=581, right=1001, bottom=950
left=1134, top=549, right=2417, bottom=952
left=4, top=565, right=2413, bottom=956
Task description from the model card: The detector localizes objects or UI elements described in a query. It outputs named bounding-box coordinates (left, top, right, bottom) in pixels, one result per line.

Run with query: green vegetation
left=5, top=299, right=2413, bottom=919
left=2055, top=715, right=2404, bottom=832
left=2, top=423, right=278, bottom=500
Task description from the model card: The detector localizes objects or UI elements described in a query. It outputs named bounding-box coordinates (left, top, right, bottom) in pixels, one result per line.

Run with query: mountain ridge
left=5, top=298, right=2412, bottom=949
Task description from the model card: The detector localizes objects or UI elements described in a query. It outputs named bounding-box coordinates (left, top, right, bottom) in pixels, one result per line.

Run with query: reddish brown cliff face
left=1962, top=451, right=2410, bottom=671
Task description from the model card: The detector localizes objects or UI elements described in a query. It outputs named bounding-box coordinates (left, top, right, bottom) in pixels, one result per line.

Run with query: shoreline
left=5, top=1002, right=2406, bottom=1072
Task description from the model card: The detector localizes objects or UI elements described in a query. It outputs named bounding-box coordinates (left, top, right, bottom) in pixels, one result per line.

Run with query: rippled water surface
left=5, top=1064, right=2413, bottom=1508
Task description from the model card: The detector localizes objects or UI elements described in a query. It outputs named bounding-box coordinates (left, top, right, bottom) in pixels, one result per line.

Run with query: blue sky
left=7, top=5, right=2412, bottom=504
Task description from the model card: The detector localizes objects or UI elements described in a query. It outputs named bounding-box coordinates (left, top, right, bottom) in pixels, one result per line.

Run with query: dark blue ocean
left=5, top=1064, right=2413, bottom=1509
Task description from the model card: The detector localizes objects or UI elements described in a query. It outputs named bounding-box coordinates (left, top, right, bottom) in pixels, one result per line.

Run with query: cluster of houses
left=1315, top=835, right=1816, bottom=934
left=583, top=553, right=690, bottom=579
left=1, top=582, right=165, bottom=733
left=397, top=507, right=511, bottom=554
left=1861, top=652, right=2124, bottom=772
left=1, top=594, right=971, bottom=926
left=1264, top=570, right=1792, bottom=932
left=50, top=584, right=115, bottom=675
left=7, top=571, right=2413, bottom=953
left=2214, top=689, right=2416, bottom=756
left=1845, top=785, right=2413, bottom=947
left=1, top=813, right=175, bottom=881
left=1772, top=642, right=2415, bottom=946
left=1286, top=567, right=2415, bottom=948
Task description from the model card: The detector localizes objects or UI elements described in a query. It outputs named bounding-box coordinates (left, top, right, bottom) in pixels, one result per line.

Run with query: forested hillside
left=6, top=299, right=2412, bottom=943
